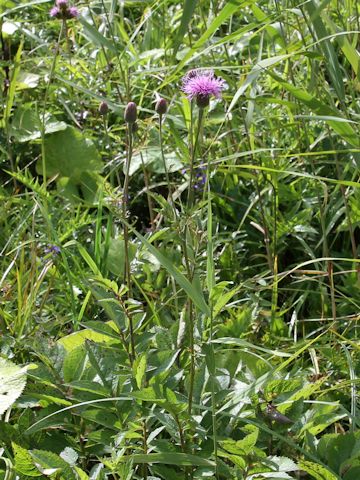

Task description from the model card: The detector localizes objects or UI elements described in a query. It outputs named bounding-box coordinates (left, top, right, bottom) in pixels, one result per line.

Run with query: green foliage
left=0, top=358, right=28, bottom=416
left=0, top=0, right=359, bottom=478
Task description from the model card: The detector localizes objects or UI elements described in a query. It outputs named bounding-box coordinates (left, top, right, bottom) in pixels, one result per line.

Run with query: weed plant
left=0, top=0, right=360, bottom=479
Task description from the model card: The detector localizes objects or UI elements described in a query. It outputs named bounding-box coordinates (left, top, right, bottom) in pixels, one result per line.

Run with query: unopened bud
left=155, top=97, right=167, bottom=115
left=124, top=102, right=137, bottom=124
left=99, top=101, right=109, bottom=116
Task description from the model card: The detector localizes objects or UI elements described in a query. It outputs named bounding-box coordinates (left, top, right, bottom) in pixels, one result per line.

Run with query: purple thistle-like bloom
left=50, top=1, right=78, bottom=20
left=67, top=6, right=79, bottom=18
left=182, top=69, right=225, bottom=108
left=50, top=6, right=61, bottom=17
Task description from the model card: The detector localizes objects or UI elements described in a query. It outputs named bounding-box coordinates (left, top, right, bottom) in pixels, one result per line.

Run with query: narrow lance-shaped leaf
left=173, top=0, right=199, bottom=55
left=303, top=0, right=345, bottom=103
left=127, top=223, right=210, bottom=316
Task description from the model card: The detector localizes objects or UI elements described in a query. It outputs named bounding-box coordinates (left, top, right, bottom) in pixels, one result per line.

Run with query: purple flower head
left=194, top=165, right=207, bottom=190
left=67, top=6, right=79, bottom=18
left=44, top=244, right=61, bottom=255
left=182, top=69, right=225, bottom=108
left=50, top=6, right=61, bottom=17
left=56, top=0, right=68, bottom=7
left=50, top=1, right=78, bottom=20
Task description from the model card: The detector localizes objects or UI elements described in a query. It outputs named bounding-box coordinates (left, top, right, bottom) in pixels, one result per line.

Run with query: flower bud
left=155, top=98, right=167, bottom=115
left=124, top=102, right=137, bottom=124
left=98, top=101, right=109, bottom=116
left=195, top=94, right=210, bottom=109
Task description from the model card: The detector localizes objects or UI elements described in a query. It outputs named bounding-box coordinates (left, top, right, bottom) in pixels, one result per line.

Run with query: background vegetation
left=0, top=0, right=360, bottom=478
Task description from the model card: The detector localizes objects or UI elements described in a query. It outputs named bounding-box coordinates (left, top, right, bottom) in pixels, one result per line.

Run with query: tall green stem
left=185, top=106, right=204, bottom=418
left=159, top=116, right=172, bottom=204
left=187, top=107, right=204, bottom=208
left=123, top=124, right=135, bottom=363
left=205, top=159, right=219, bottom=478
left=41, top=21, right=64, bottom=190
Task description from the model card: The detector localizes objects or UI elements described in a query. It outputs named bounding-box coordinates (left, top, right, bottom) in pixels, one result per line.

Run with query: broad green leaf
left=57, top=172, right=103, bottom=205
left=220, top=427, right=259, bottom=456
left=37, top=127, right=102, bottom=179
left=0, top=357, right=28, bottom=415
left=60, top=447, right=78, bottom=467
left=64, top=380, right=109, bottom=397
left=317, top=432, right=360, bottom=473
left=74, top=466, right=89, bottom=480
left=298, top=460, right=339, bottom=480
left=15, top=71, right=40, bottom=90
left=30, top=449, right=77, bottom=479
left=126, top=147, right=182, bottom=176
left=81, top=321, right=120, bottom=341
left=105, top=237, right=137, bottom=277
left=62, top=346, right=87, bottom=383
left=88, top=283, right=126, bottom=331
left=13, top=443, right=42, bottom=477
left=80, top=409, right=121, bottom=430
left=58, top=328, right=114, bottom=352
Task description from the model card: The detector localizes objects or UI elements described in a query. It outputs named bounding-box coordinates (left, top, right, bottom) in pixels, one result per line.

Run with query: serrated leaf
left=13, top=443, right=42, bottom=477
left=0, top=357, right=28, bottom=415
left=58, top=328, right=114, bottom=352
left=30, top=449, right=77, bottom=479
left=266, top=456, right=298, bottom=471
left=60, top=447, right=78, bottom=466
left=63, top=345, right=87, bottom=383
left=298, top=460, right=339, bottom=480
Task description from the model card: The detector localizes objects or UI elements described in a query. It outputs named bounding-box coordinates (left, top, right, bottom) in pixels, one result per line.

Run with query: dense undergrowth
left=1, top=0, right=360, bottom=479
